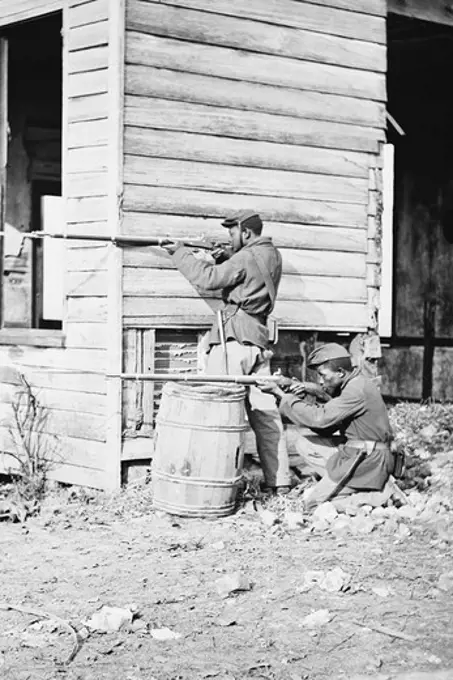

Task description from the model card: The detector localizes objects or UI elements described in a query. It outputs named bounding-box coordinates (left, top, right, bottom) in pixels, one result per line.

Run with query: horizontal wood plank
left=66, top=297, right=108, bottom=323
left=123, top=268, right=367, bottom=302
left=124, top=156, right=369, bottom=205
left=124, top=128, right=370, bottom=179
left=124, top=298, right=368, bottom=330
left=1, top=403, right=106, bottom=442
left=66, top=196, right=109, bottom=223
left=0, top=362, right=106, bottom=395
left=67, top=146, right=108, bottom=173
left=121, top=213, right=367, bottom=253
left=292, top=0, right=386, bottom=14
left=144, top=0, right=386, bottom=43
left=66, top=171, right=108, bottom=197
left=0, top=329, right=64, bottom=348
left=0, top=0, right=62, bottom=27
left=68, top=20, right=109, bottom=51
left=0, top=427, right=107, bottom=478
left=0, top=382, right=106, bottom=416
left=68, top=119, right=109, bottom=148
left=125, top=65, right=385, bottom=129
left=126, top=2, right=386, bottom=72
left=122, top=185, right=368, bottom=228
left=68, top=94, right=109, bottom=123
left=126, top=32, right=386, bottom=101
left=65, top=322, right=108, bottom=351
left=388, top=0, right=453, bottom=27
left=0, top=346, right=106, bottom=373
left=46, top=464, right=107, bottom=489
left=69, top=0, right=109, bottom=27
left=123, top=247, right=367, bottom=278
left=67, top=269, right=108, bottom=297
left=68, top=46, right=109, bottom=73
left=124, top=96, right=383, bottom=154
left=66, top=245, right=109, bottom=271
left=67, top=69, right=109, bottom=98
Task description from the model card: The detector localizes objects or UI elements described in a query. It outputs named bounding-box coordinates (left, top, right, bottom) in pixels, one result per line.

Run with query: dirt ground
left=1, top=482, right=453, bottom=680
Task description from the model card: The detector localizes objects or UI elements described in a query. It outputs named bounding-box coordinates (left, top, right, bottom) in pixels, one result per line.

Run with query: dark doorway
left=387, top=14, right=453, bottom=399
left=1, top=12, right=62, bottom=329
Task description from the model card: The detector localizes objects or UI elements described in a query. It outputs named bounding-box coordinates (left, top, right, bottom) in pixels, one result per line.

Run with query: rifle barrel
left=108, top=372, right=278, bottom=384
left=0, top=231, right=220, bottom=250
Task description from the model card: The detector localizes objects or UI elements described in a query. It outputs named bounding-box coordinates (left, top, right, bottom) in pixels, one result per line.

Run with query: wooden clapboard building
left=0, top=0, right=451, bottom=489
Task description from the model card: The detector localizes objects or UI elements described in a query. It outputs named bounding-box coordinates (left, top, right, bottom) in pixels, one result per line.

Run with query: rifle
left=108, top=372, right=291, bottom=386
left=0, top=230, right=225, bottom=251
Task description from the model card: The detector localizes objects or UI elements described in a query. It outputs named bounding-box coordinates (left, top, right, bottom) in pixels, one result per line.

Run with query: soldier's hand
left=255, top=379, right=285, bottom=399
left=160, top=239, right=182, bottom=255
left=289, top=381, right=327, bottom=400
left=211, top=243, right=233, bottom=264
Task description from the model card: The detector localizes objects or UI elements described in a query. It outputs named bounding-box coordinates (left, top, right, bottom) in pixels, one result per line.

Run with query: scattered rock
left=397, top=505, right=419, bottom=521
left=298, top=570, right=325, bottom=593
left=407, top=648, right=443, bottom=666
left=312, top=502, right=338, bottom=524
left=83, top=606, right=133, bottom=633
left=211, top=541, right=225, bottom=551
left=349, top=515, right=375, bottom=535
left=437, top=571, right=453, bottom=592
left=371, top=585, right=392, bottom=598
left=330, top=516, right=352, bottom=536
left=215, top=572, right=252, bottom=599
left=150, top=627, right=181, bottom=641
left=301, top=609, right=333, bottom=629
left=319, top=567, right=351, bottom=593
left=311, top=519, right=330, bottom=533
left=419, top=424, right=437, bottom=441
left=284, top=511, right=305, bottom=530
left=259, top=510, right=279, bottom=527
left=396, top=523, right=411, bottom=539
left=217, top=605, right=237, bottom=627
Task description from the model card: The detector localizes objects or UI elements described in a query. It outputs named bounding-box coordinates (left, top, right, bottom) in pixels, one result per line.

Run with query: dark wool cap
left=307, top=343, right=351, bottom=368
left=221, top=210, right=263, bottom=231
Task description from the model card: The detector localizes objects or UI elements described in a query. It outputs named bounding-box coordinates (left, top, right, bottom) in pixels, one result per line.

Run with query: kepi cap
left=307, top=343, right=351, bottom=368
left=221, top=210, right=262, bottom=231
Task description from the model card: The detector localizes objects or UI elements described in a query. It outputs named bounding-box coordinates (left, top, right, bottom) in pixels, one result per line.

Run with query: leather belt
left=347, top=439, right=389, bottom=453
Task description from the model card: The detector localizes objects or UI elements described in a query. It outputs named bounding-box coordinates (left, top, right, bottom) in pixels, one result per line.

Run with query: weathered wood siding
left=122, top=0, right=387, bottom=331
left=0, top=0, right=62, bottom=27
left=0, top=0, right=119, bottom=489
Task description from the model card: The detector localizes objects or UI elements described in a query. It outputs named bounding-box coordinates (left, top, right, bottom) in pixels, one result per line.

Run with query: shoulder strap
left=249, top=247, right=277, bottom=307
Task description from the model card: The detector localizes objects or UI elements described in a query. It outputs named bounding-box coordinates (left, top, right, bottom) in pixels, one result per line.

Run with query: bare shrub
left=2, top=374, right=62, bottom=520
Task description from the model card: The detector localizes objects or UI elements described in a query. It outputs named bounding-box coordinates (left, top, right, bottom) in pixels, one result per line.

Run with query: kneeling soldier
left=257, top=343, right=394, bottom=509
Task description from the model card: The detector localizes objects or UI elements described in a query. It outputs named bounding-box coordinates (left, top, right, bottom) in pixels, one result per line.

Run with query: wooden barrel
left=152, top=382, right=247, bottom=518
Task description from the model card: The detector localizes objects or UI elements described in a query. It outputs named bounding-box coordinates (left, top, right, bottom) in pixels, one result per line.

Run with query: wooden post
left=422, top=297, right=436, bottom=401
left=105, top=0, right=126, bottom=490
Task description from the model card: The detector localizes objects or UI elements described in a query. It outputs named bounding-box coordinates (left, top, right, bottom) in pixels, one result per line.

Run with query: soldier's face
left=317, top=365, right=344, bottom=396
left=228, top=225, right=243, bottom=252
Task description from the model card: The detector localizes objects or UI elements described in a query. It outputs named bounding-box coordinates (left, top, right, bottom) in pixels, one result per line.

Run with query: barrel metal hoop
left=153, top=470, right=243, bottom=487
left=155, top=417, right=248, bottom=432
left=153, top=499, right=235, bottom=517
left=165, top=384, right=246, bottom=403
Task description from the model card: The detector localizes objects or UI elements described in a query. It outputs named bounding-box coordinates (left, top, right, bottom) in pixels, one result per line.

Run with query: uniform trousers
left=205, top=341, right=291, bottom=488
left=287, top=428, right=392, bottom=509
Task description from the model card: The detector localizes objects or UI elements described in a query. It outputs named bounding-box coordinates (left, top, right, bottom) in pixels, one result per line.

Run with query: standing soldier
left=162, top=211, right=291, bottom=494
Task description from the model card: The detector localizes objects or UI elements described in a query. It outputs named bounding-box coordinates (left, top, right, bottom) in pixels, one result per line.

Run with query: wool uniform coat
left=172, top=237, right=282, bottom=349
left=279, top=369, right=394, bottom=490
